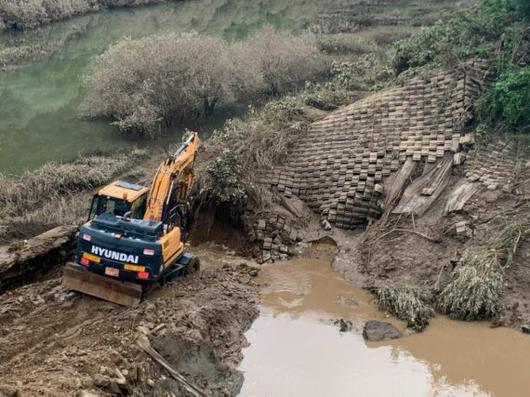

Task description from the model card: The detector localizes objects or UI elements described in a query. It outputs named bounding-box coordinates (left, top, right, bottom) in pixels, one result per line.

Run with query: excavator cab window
left=88, top=195, right=131, bottom=220
left=129, top=194, right=147, bottom=219
left=88, top=194, right=148, bottom=220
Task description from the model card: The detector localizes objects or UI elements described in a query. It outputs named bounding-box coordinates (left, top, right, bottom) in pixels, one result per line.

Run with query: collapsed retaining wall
left=245, top=59, right=506, bottom=262
left=257, top=59, right=490, bottom=230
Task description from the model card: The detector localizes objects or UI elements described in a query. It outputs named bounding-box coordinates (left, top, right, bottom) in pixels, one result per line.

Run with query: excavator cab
left=88, top=181, right=149, bottom=220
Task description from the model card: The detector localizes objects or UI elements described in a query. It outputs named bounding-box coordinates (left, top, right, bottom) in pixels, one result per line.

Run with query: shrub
left=477, top=67, right=530, bottom=133
left=82, top=27, right=328, bottom=136
left=231, top=26, right=328, bottom=98
left=0, top=0, right=168, bottom=31
left=80, top=33, right=232, bottom=136
left=437, top=251, right=504, bottom=320
left=376, top=286, right=434, bottom=331
left=205, top=149, right=246, bottom=206
left=391, top=0, right=527, bottom=75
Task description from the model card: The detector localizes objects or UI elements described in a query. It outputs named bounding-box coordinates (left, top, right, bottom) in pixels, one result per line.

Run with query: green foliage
left=206, top=150, right=246, bottom=205
left=392, top=0, right=528, bottom=75
left=261, top=96, right=304, bottom=128
left=437, top=251, right=504, bottom=320
left=477, top=67, right=530, bottom=133
left=376, top=286, right=434, bottom=331
left=391, top=0, right=529, bottom=137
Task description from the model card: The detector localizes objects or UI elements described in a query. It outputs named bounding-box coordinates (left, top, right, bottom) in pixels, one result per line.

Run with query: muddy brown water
left=238, top=248, right=530, bottom=397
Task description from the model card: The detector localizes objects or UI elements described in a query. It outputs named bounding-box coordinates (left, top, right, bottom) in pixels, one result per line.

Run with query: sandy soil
left=0, top=244, right=259, bottom=397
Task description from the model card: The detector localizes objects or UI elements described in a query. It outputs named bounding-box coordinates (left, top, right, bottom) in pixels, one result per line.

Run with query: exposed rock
left=363, top=320, right=402, bottom=341
left=522, top=324, right=530, bottom=334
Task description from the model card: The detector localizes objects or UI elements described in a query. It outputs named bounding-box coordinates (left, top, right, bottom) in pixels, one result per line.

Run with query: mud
left=0, top=244, right=259, bottom=396
left=239, top=243, right=530, bottom=397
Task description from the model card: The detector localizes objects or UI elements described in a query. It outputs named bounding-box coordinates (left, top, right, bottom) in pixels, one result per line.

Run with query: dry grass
left=492, top=218, right=530, bottom=267
left=317, top=26, right=417, bottom=57
left=376, top=286, right=434, bottom=331
left=437, top=251, right=504, bottom=321
left=0, top=149, right=147, bottom=242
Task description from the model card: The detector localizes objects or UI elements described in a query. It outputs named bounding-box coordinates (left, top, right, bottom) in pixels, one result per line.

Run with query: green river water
left=0, top=0, right=339, bottom=175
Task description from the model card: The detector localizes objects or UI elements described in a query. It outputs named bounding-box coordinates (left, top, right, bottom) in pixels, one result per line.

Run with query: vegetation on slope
left=437, top=220, right=530, bottom=321
left=392, top=0, right=530, bottom=135
left=437, top=251, right=504, bottom=321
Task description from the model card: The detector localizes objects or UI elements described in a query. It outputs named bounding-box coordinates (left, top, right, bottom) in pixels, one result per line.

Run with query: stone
left=522, top=324, right=530, bottom=334
left=502, top=184, right=513, bottom=194
left=453, top=152, right=466, bottom=165
left=93, top=374, right=111, bottom=388
left=0, top=385, right=18, bottom=397
left=321, top=219, right=332, bottom=231
left=363, top=320, right=402, bottom=341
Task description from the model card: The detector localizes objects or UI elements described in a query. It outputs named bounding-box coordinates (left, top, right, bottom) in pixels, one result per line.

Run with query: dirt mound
left=0, top=248, right=259, bottom=396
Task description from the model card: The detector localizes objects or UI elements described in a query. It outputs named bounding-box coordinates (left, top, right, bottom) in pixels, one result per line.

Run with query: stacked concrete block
left=464, top=142, right=518, bottom=191
left=247, top=214, right=300, bottom=263
left=257, top=60, right=489, bottom=230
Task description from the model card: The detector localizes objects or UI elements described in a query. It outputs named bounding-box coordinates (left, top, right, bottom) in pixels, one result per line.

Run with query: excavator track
left=63, top=262, right=143, bottom=307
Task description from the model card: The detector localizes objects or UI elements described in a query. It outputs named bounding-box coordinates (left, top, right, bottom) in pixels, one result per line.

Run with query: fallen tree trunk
left=0, top=225, right=77, bottom=294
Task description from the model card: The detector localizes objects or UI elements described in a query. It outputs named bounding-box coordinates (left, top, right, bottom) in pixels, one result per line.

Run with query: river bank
left=240, top=241, right=530, bottom=396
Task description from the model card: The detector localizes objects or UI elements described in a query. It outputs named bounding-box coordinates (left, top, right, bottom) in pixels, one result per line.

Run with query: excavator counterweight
left=63, top=132, right=200, bottom=306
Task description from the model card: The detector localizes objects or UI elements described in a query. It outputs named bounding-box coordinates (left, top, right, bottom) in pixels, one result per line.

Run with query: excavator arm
left=144, top=132, right=200, bottom=223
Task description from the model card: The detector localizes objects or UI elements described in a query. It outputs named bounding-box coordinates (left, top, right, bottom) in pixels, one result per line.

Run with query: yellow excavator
left=63, top=132, right=200, bottom=306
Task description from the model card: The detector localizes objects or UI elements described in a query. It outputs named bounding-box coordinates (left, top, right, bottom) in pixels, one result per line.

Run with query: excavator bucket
left=63, top=262, right=143, bottom=307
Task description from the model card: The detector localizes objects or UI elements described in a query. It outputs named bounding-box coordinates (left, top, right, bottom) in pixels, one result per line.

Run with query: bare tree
left=80, top=33, right=232, bottom=136
left=231, top=26, right=328, bottom=98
